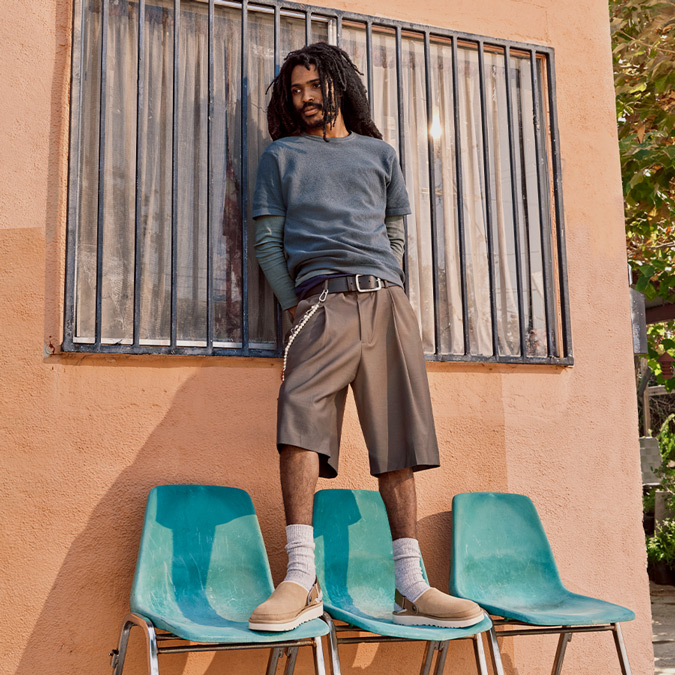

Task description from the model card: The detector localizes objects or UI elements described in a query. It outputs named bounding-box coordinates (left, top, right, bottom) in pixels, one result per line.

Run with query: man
left=248, top=42, right=483, bottom=632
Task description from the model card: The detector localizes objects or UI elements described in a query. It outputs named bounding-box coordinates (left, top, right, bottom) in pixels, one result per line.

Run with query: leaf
left=637, top=124, right=646, bottom=142
left=656, top=75, right=673, bottom=93
left=645, top=281, right=660, bottom=300
left=662, top=337, right=675, bottom=351
left=636, top=274, right=651, bottom=292
left=628, top=172, right=645, bottom=188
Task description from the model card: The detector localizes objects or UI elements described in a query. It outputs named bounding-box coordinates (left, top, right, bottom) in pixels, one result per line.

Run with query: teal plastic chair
left=313, top=489, right=501, bottom=675
left=450, top=492, right=635, bottom=675
left=109, top=485, right=329, bottom=675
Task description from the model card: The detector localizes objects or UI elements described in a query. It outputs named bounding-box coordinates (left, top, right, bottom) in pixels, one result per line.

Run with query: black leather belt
left=305, top=274, right=396, bottom=297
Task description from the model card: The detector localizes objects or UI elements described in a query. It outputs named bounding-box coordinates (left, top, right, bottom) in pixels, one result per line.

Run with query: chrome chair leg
left=111, top=613, right=158, bottom=675
left=284, top=646, right=299, bottom=675
left=312, top=635, right=326, bottom=675
left=485, top=627, right=505, bottom=675
left=321, top=612, right=341, bottom=675
left=612, top=623, right=632, bottom=675
left=433, top=640, right=449, bottom=675
left=551, top=630, right=572, bottom=675
left=110, top=618, right=133, bottom=674
left=473, top=633, right=489, bottom=675
left=266, top=647, right=284, bottom=675
left=420, top=641, right=439, bottom=675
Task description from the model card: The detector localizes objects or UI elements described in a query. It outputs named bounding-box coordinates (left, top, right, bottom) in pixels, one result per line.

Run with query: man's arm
left=385, top=215, right=405, bottom=268
left=254, top=215, right=299, bottom=314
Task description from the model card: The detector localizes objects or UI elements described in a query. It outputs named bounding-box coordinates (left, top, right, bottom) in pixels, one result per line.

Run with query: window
left=64, top=0, right=572, bottom=364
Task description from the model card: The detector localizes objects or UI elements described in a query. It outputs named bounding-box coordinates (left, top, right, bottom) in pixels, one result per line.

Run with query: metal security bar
left=477, top=39, right=498, bottom=357
left=64, top=0, right=573, bottom=365
left=504, top=44, right=526, bottom=358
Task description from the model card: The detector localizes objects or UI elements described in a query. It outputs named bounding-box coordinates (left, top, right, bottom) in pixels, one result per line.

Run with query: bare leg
left=249, top=442, right=323, bottom=631
left=248, top=446, right=321, bottom=628
left=280, top=445, right=320, bottom=525
left=378, top=468, right=417, bottom=539
left=379, top=468, right=483, bottom=627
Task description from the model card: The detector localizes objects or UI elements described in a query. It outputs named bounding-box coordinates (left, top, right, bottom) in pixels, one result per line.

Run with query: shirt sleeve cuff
left=252, top=206, right=286, bottom=219
left=279, top=292, right=299, bottom=311
left=385, top=207, right=411, bottom=216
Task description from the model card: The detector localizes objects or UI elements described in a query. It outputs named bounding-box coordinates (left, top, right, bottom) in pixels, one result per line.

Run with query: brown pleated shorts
left=277, top=284, right=440, bottom=478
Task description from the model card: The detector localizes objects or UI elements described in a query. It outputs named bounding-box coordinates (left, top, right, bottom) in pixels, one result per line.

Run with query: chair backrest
left=130, top=485, right=274, bottom=623
left=314, top=489, right=393, bottom=612
left=450, top=492, right=567, bottom=604
left=313, top=489, right=427, bottom=613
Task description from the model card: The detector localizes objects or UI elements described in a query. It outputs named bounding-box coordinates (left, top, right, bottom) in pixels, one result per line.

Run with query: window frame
left=63, top=0, right=573, bottom=365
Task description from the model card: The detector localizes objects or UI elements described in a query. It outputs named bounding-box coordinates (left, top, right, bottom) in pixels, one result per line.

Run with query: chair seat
left=471, top=591, right=636, bottom=627
left=325, top=602, right=493, bottom=641
left=138, top=611, right=329, bottom=644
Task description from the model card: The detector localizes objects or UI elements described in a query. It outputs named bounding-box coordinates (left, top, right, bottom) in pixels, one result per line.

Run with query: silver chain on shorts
left=281, top=288, right=328, bottom=381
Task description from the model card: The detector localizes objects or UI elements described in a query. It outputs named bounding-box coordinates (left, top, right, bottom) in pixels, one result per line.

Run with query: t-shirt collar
left=300, top=131, right=354, bottom=142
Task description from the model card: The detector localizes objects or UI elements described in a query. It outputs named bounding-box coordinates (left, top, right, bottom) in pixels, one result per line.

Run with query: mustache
left=302, top=102, right=323, bottom=112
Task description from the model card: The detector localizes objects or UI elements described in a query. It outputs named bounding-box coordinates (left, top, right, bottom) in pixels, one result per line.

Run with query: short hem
left=370, top=462, right=440, bottom=477
left=276, top=442, right=338, bottom=479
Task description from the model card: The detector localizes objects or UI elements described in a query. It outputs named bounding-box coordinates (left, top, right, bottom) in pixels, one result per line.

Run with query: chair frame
left=486, top=618, right=631, bottom=675
left=109, top=611, right=327, bottom=675
left=321, top=612, right=504, bottom=675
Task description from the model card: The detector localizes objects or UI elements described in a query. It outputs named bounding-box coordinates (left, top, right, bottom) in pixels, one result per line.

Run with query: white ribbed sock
left=392, top=537, right=431, bottom=603
left=283, top=524, right=316, bottom=592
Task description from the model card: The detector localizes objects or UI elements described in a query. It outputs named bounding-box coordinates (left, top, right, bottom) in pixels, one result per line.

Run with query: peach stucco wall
left=0, top=0, right=654, bottom=673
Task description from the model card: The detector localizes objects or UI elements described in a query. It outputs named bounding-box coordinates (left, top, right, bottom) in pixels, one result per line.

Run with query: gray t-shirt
left=252, top=132, right=411, bottom=287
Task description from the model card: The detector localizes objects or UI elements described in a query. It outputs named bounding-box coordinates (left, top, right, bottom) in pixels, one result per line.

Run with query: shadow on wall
left=14, top=363, right=515, bottom=675
left=14, top=366, right=287, bottom=675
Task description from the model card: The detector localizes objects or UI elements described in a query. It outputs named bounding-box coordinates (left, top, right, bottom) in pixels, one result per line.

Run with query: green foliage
left=656, top=461, right=675, bottom=515
left=611, top=0, right=675, bottom=379
left=644, top=414, right=675, bottom=568
left=612, top=0, right=675, bottom=277
left=654, top=417, right=675, bottom=514
left=658, top=413, right=675, bottom=462
left=646, top=519, right=675, bottom=569
left=646, top=322, right=675, bottom=392
left=644, top=487, right=656, bottom=514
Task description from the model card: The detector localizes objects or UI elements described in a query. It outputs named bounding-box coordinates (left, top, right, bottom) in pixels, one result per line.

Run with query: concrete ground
left=652, top=581, right=675, bottom=674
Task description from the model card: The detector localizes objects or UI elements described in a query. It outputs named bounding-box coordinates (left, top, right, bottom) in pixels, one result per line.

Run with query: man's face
left=290, top=63, right=325, bottom=131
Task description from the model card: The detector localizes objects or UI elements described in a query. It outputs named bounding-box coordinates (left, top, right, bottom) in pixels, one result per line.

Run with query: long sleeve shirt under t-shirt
left=252, top=131, right=411, bottom=310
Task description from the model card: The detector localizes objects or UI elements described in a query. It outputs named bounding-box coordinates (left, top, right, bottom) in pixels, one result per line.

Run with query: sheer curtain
left=429, top=39, right=464, bottom=355
left=342, top=25, right=549, bottom=357
left=400, top=36, right=435, bottom=355
left=77, top=0, right=249, bottom=346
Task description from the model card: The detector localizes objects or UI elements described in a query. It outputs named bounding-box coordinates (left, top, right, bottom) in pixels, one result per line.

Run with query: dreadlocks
left=266, top=42, right=382, bottom=142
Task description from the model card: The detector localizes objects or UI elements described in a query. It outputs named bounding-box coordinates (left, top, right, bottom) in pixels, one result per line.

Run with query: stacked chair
left=450, top=492, right=635, bottom=675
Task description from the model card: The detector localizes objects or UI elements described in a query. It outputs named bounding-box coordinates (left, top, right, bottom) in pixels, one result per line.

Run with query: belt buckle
left=355, top=274, right=382, bottom=293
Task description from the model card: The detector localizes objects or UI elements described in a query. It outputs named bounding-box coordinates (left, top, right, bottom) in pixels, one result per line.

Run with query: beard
left=299, top=102, right=324, bottom=131
left=303, top=116, right=324, bottom=130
